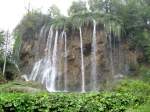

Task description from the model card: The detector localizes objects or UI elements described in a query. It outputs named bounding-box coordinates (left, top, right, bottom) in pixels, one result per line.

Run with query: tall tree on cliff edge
left=0, top=31, right=4, bottom=75
left=2, top=31, right=9, bottom=76
left=0, top=31, right=4, bottom=57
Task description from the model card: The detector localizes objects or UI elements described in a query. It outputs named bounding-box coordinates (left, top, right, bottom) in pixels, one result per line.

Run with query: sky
left=0, top=0, right=79, bottom=32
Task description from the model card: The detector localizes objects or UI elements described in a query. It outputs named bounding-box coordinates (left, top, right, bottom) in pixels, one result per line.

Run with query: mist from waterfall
left=91, top=20, right=97, bottom=91
left=79, top=27, right=85, bottom=92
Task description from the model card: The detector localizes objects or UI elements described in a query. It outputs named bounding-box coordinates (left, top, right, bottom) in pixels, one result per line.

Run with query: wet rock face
left=20, top=24, right=138, bottom=91
left=20, top=27, right=49, bottom=74
left=64, top=25, right=109, bottom=91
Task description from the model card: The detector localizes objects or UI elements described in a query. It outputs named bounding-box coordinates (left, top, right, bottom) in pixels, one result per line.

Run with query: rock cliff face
left=20, top=26, right=49, bottom=74
left=20, top=24, right=138, bottom=91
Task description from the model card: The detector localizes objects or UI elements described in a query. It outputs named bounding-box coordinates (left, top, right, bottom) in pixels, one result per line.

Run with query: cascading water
left=46, top=26, right=54, bottom=57
left=79, top=27, right=85, bottom=92
left=57, top=31, right=65, bottom=90
left=117, top=26, right=121, bottom=72
left=29, top=60, right=42, bottom=81
left=64, top=32, right=68, bottom=91
left=85, top=0, right=91, bottom=12
left=91, top=20, right=98, bottom=91
left=47, top=30, right=59, bottom=92
left=26, top=26, right=60, bottom=92
left=109, top=24, right=115, bottom=76
left=86, top=0, right=98, bottom=88
left=23, top=20, right=129, bottom=92
left=42, top=26, right=54, bottom=87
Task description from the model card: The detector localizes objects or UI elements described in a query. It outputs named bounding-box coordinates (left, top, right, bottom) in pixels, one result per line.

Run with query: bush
left=0, top=79, right=149, bottom=112
left=114, top=79, right=150, bottom=98
left=0, top=92, right=145, bottom=112
left=127, top=102, right=150, bottom=112
left=138, top=66, right=150, bottom=83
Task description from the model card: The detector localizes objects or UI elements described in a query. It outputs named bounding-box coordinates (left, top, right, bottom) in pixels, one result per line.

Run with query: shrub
left=138, top=66, right=150, bottom=83
left=114, top=79, right=150, bottom=98
left=0, top=79, right=149, bottom=112
left=0, top=92, right=145, bottom=112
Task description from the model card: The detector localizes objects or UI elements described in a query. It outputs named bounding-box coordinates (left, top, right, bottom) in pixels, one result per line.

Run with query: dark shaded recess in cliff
left=83, top=43, right=91, bottom=56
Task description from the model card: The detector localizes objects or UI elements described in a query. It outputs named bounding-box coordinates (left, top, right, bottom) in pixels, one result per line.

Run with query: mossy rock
left=0, top=81, right=46, bottom=93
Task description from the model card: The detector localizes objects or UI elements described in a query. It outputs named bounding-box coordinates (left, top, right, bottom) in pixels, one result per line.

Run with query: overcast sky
left=0, top=0, right=80, bottom=32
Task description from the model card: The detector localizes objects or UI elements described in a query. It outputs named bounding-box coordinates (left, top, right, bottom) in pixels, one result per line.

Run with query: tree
left=68, top=1, right=88, bottom=16
left=2, top=31, right=9, bottom=76
left=13, top=31, right=22, bottom=64
left=88, top=0, right=104, bottom=12
left=15, top=10, right=49, bottom=40
left=0, top=31, right=4, bottom=55
left=48, top=5, right=61, bottom=18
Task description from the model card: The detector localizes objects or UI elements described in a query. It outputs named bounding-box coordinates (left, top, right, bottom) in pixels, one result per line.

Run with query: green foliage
left=50, top=16, right=71, bottom=30
left=48, top=5, right=61, bottom=18
left=129, top=30, right=150, bottom=63
left=0, top=79, right=149, bottom=112
left=88, top=0, right=104, bottom=12
left=0, top=58, right=19, bottom=81
left=13, top=32, right=22, bottom=64
left=68, top=1, right=87, bottom=16
left=0, top=31, right=4, bottom=47
left=70, top=12, right=94, bottom=28
left=127, top=102, right=150, bottom=112
left=114, top=79, right=150, bottom=98
left=0, top=31, right=5, bottom=57
left=15, top=10, right=49, bottom=39
left=137, top=66, right=150, bottom=83
left=0, top=92, right=144, bottom=112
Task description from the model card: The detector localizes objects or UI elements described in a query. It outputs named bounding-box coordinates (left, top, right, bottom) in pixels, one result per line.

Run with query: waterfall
left=25, top=20, right=125, bottom=92
left=28, top=26, right=60, bottom=92
left=117, top=26, right=121, bottom=71
left=109, top=24, right=115, bottom=76
left=39, top=25, right=46, bottom=39
left=29, top=60, right=42, bottom=81
left=91, top=20, right=97, bottom=91
left=46, top=26, right=54, bottom=57
left=79, top=27, right=85, bottom=92
left=56, top=31, right=64, bottom=90
left=64, top=32, right=68, bottom=91
left=42, top=26, right=54, bottom=90
left=47, top=30, right=59, bottom=92
left=85, top=0, right=91, bottom=12
left=28, top=26, right=47, bottom=82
